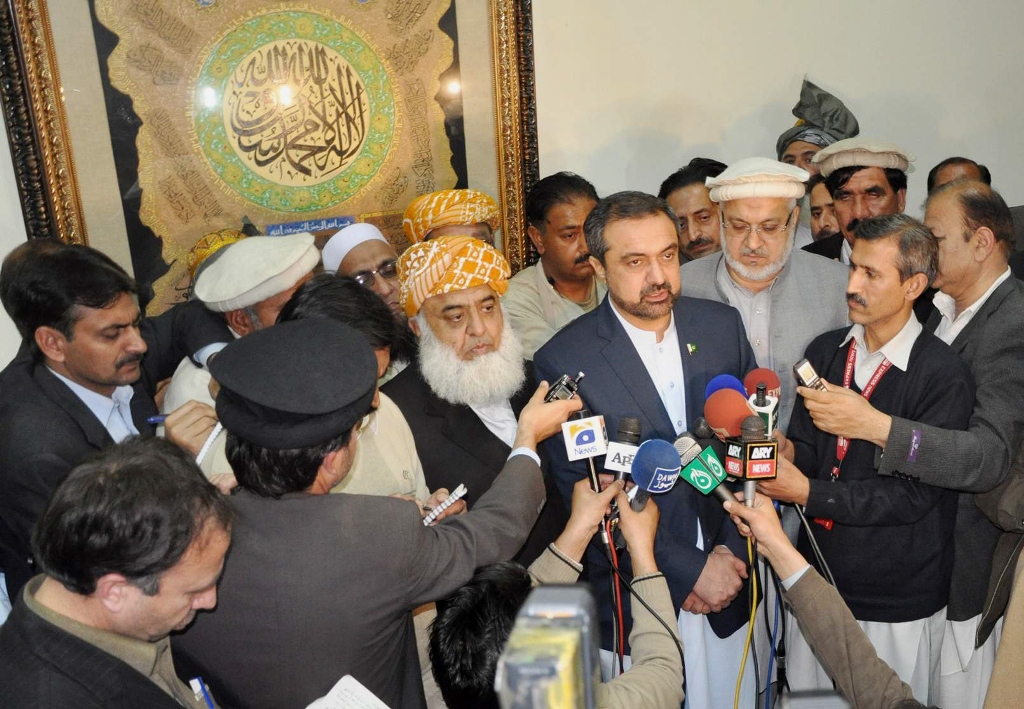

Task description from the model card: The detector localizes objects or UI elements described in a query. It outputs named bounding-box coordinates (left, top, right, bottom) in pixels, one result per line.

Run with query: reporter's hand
left=512, top=382, right=584, bottom=450
left=774, top=430, right=795, bottom=462
left=164, top=400, right=219, bottom=457
left=726, top=492, right=808, bottom=579
left=552, top=479, right=624, bottom=562
left=423, top=487, right=468, bottom=524
left=616, top=492, right=660, bottom=576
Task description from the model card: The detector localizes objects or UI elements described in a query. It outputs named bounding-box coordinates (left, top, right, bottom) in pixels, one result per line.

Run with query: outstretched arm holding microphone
left=723, top=492, right=926, bottom=709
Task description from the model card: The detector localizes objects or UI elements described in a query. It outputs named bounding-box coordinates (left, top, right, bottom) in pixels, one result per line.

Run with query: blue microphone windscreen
left=705, top=374, right=747, bottom=401
left=630, top=439, right=683, bottom=493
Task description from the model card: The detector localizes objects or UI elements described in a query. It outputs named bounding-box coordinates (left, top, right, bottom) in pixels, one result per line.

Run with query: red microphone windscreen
left=744, top=368, right=782, bottom=400
left=704, top=389, right=756, bottom=439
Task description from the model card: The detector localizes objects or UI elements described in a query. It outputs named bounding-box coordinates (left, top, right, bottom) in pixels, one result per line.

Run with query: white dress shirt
left=48, top=369, right=139, bottom=442
left=470, top=399, right=519, bottom=448
left=933, top=267, right=1012, bottom=345
left=839, top=314, right=922, bottom=388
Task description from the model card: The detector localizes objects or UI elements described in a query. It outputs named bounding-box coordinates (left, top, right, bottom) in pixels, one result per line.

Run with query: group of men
left=0, top=76, right=1023, bottom=709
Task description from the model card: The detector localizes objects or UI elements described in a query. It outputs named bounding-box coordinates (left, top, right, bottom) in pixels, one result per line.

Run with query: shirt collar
left=716, top=253, right=784, bottom=298
left=47, top=368, right=134, bottom=426
left=933, top=266, right=1013, bottom=325
left=23, top=576, right=166, bottom=679
left=609, top=299, right=676, bottom=346
left=839, top=313, right=922, bottom=372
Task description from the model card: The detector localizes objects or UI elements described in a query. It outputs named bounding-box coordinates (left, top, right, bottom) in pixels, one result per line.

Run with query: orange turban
left=187, top=229, right=247, bottom=282
left=402, top=189, right=500, bottom=243
left=398, top=236, right=511, bottom=317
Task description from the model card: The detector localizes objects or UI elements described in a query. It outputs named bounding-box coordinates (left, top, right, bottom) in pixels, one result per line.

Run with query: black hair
left=5, top=244, right=137, bottom=356
left=584, top=191, right=679, bottom=264
left=429, top=561, right=534, bottom=709
left=927, top=157, right=992, bottom=194
left=806, top=172, right=829, bottom=195
left=225, top=428, right=354, bottom=498
left=853, top=214, right=938, bottom=284
left=526, top=172, right=599, bottom=230
left=656, top=157, right=728, bottom=200
left=32, top=437, right=231, bottom=596
left=825, top=165, right=907, bottom=199
left=278, top=274, right=397, bottom=350
left=928, top=180, right=1015, bottom=257
left=0, top=238, right=66, bottom=338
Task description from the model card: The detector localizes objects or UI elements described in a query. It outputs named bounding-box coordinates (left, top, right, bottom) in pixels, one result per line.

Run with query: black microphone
left=604, top=417, right=642, bottom=484
left=561, top=408, right=611, bottom=549
left=724, top=415, right=778, bottom=507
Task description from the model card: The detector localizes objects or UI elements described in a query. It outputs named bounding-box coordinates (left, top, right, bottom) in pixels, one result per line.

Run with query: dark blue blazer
left=534, top=295, right=756, bottom=647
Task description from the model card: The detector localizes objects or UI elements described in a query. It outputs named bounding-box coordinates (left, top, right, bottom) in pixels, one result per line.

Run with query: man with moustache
left=803, top=138, right=914, bottom=264
left=383, top=236, right=567, bottom=565
left=801, top=181, right=1024, bottom=708
left=760, top=215, right=974, bottom=703
left=504, top=172, right=605, bottom=357
left=679, top=157, right=849, bottom=432
left=657, top=157, right=728, bottom=262
left=0, top=244, right=227, bottom=603
left=807, top=173, right=841, bottom=241
left=534, top=191, right=758, bottom=709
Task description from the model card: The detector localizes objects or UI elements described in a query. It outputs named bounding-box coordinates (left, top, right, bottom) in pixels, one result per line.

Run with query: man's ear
left=224, top=309, right=253, bottom=337
left=588, top=256, right=606, bottom=283
left=896, top=188, right=907, bottom=214
left=526, top=224, right=546, bottom=255
left=408, top=316, right=421, bottom=337
left=34, top=326, right=69, bottom=363
left=904, top=272, right=929, bottom=301
left=972, top=226, right=997, bottom=261
left=94, top=573, right=133, bottom=614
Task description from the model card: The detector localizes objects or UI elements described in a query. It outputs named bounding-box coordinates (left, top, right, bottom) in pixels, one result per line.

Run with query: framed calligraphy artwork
left=0, top=0, right=538, bottom=311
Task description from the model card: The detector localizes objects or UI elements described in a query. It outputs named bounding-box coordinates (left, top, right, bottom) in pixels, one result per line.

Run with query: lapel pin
left=686, top=343, right=697, bottom=356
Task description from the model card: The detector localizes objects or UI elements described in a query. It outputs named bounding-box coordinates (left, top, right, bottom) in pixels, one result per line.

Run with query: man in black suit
left=534, top=191, right=757, bottom=709
left=384, top=236, right=566, bottom=565
left=0, top=437, right=232, bottom=708
left=0, top=243, right=227, bottom=602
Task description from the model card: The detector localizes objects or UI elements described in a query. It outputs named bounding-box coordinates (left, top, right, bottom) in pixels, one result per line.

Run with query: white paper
left=305, top=675, right=390, bottom=709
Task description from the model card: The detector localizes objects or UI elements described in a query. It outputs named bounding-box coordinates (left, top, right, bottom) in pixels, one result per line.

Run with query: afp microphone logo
left=561, top=416, right=608, bottom=461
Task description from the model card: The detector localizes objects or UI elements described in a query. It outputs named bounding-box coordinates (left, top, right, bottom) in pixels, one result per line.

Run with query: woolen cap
left=194, top=233, right=320, bottom=312
left=706, top=157, right=809, bottom=202
left=211, top=318, right=377, bottom=449
left=812, top=138, right=916, bottom=178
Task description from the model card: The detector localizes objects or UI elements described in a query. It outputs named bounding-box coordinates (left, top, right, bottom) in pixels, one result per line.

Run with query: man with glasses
left=322, top=223, right=418, bottom=381
left=680, top=157, right=849, bottom=431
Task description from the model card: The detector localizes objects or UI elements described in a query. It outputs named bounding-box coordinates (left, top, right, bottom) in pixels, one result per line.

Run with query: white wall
left=533, top=1, right=1024, bottom=216
left=0, top=127, right=28, bottom=365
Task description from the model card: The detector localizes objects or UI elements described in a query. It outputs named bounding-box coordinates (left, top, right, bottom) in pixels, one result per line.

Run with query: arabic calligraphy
left=225, top=40, right=370, bottom=186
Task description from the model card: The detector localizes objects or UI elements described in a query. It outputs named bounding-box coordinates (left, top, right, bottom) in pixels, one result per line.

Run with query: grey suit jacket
left=172, top=453, right=545, bottom=709
left=879, top=275, right=1024, bottom=621
left=678, top=250, right=849, bottom=432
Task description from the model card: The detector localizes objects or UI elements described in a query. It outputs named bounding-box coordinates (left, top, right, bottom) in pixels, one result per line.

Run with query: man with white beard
left=679, top=157, right=849, bottom=431
left=383, top=236, right=567, bottom=565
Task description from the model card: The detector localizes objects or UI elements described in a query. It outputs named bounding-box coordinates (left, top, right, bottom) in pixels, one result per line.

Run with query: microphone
left=604, top=417, right=642, bottom=483
left=676, top=426, right=739, bottom=504
left=561, top=409, right=611, bottom=548
left=724, top=415, right=778, bottom=507
left=744, top=368, right=781, bottom=434
left=705, top=374, right=747, bottom=400
left=628, top=439, right=682, bottom=512
left=704, top=388, right=756, bottom=440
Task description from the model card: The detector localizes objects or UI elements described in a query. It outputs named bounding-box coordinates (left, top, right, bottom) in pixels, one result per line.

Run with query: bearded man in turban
left=402, top=188, right=501, bottom=245
left=382, top=236, right=567, bottom=565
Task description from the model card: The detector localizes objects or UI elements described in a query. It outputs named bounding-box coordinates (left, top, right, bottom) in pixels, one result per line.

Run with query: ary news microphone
left=628, top=439, right=682, bottom=512
left=744, top=368, right=781, bottom=435
left=704, top=388, right=757, bottom=440
left=724, top=415, right=779, bottom=507
left=705, top=374, right=747, bottom=400
left=678, top=418, right=739, bottom=505
left=604, top=417, right=642, bottom=483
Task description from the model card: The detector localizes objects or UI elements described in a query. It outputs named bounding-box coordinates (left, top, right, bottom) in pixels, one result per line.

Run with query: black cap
left=211, top=318, right=377, bottom=449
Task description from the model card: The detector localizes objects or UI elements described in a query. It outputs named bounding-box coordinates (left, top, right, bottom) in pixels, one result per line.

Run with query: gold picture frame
left=0, top=0, right=539, bottom=287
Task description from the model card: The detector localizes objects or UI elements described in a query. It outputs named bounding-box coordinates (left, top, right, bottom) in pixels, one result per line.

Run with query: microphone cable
left=734, top=537, right=758, bottom=709
left=794, top=504, right=837, bottom=587
left=604, top=518, right=626, bottom=675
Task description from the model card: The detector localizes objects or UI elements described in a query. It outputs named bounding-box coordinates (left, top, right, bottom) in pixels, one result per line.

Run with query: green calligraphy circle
left=194, top=11, right=395, bottom=212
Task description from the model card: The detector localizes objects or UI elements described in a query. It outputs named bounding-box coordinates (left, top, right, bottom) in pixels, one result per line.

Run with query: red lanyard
left=815, top=342, right=892, bottom=531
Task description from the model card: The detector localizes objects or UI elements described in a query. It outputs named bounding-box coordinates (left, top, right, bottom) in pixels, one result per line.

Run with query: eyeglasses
left=351, top=259, right=398, bottom=288
left=724, top=208, right=796, bottom=239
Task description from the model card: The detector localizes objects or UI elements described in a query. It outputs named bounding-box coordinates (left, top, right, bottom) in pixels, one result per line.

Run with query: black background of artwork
left=86, top=0, right=467, bottom=309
